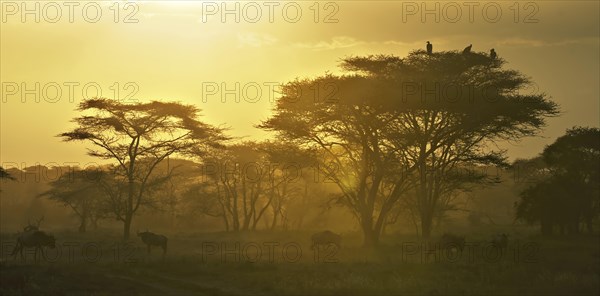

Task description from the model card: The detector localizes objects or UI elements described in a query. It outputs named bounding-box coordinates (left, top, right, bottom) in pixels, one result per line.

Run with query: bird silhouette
left=463, top=44, right=472, bottom=54
left=490, top=48, right=497, bottom=59
left=426, top=41, right=433, bottom=55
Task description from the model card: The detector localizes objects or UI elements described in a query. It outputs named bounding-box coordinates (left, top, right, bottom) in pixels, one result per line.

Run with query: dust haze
left=1, top=1, right=599, bottom=295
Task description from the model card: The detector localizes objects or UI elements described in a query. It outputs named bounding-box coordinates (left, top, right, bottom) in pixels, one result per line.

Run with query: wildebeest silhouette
left=23, top=216, right=44, bottom=232
left=311, top=230, right=341, bottom=250
left=12, top=230, right=56, bottom=262
left=137, top=231, right=168, bottom=256
left=439, top=233, right=465, bottom=252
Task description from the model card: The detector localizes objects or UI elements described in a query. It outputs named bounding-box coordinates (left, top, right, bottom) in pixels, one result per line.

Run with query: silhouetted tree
left=0, top=166, right=14, bottom=180
left=261, top=49, right=558, bottom=244
left=188, top=141, right=317, bottom=232
left=59, top=98, right=225, bottom=239
left=147, top=159, right=199, bottom=229
left=183, top=181, right=227, bottom=228
left=40, top=168, right=110, bottom=232
left=0, top=166, right=15, bottom=193
left=256, top=141, right=317, bottom=230
left=193, top=142, right=271, bottom=231
left=516, top=127, right=600, bottom=235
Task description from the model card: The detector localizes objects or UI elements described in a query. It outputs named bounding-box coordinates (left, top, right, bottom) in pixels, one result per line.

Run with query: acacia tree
left=149, top=159, right=199, bottom=229
left=516, top=127, right=600, bottom=235
left=199, top=142, right=282, bottom=231
left=260, top=73, right=418, bottom=245
left=59, top=98, right=225, bottom=239
left=261, top=50, right=558, bottom=244
left=40, top=168, right=110, bottom=232
left=188, top=143, right=267, bottom=231
left=543, top=126, right=600, bottom=233
left=187, top=141, right=316, bottom=231
left=256, top=141, right=317, bottom=230
left=349, top=51, right=557, bottom=238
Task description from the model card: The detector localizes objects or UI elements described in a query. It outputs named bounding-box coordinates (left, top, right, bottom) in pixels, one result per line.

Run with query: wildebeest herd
left=8, top=225, right=346, bottom=263
left=9, top=220, right=171, bottom=262
left=8, top=218, right=510, bottom=263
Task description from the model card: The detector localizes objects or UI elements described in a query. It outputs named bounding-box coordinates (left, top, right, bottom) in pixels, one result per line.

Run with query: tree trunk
left=243, top=213, right=252, bottom=231
left=90, top=216, right=99, bottom=230
left=78, top=214, right=87, bottom=233
left=296, top=183, right=308, bottom=229
left=123, top=214, right=132, bottom=240
left=360, top=215, right=380, bottom=247
left=232, top=192, right=240, bottom=231
left=362, top=226, right=379, bottom=247
left=223, top=214, right=230, bottom=232
left=270, top=211, right=278, bottom=230
left=417, top=152, right=432, bottom=239
left=420, top=211, right=433, bottom=239
left=125, top=172, right=135, bottom=240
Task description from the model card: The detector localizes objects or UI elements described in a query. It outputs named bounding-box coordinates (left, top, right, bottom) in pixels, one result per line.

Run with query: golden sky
left=1, top=1, right=599, bottom=166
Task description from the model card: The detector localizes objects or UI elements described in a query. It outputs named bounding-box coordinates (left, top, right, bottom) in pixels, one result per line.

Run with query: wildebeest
left=311, top=230, right=341, bottom=250
left=439, top=233, right=465, bottom=252
left=491, top=233, right=508, bottom=252
left=23, top=216, right=44, bottom=232
left=11, top=230, right=56, bottom=262
left=137, top=231, right=168, bottom=256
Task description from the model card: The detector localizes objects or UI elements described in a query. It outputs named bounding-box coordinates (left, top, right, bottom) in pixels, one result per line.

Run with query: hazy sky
left=1, top=1, right=599, bottom=167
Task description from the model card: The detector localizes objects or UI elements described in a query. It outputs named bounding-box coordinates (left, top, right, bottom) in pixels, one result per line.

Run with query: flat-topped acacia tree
left=260, top=50, right=559, bottom=245
left=59, top=98, right=226, bottom=240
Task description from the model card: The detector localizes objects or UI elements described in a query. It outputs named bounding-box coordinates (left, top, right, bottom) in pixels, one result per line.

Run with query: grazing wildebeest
left=137, top=231, right=168, bottom=256
left=23, top=224, right=39, bottom=232
left=11, top=230, right=56, bottom=262
left=311, top=230, right=341, bottom=250
left=23, top=216, right=44, bottom=232
left=491, top=233, right=508, bottom=252
left=439, top=233, right=465, bottom=252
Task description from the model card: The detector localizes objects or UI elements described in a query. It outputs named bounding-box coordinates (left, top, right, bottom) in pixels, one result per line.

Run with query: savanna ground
left=1, top=228, right=599, bottom=296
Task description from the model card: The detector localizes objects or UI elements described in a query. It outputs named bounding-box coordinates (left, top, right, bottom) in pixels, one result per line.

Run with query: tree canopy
left=261, top=50, right=559, bottom=243
left=516, top=127, right=600, bottom=235
left=0, top=167, right=15, bottom=180
left=59, top=98, right=227, bottom=239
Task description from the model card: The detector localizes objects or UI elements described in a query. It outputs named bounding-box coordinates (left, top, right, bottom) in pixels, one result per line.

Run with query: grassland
left=1, top=230, right=599, bottom=295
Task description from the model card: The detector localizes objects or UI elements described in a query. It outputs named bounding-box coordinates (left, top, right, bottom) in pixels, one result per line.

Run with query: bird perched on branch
left=490, top=48, right=497, bottom=59
left=463, top=44, right=472, bottom=54
left=426, top=41, right=433, bottom=55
